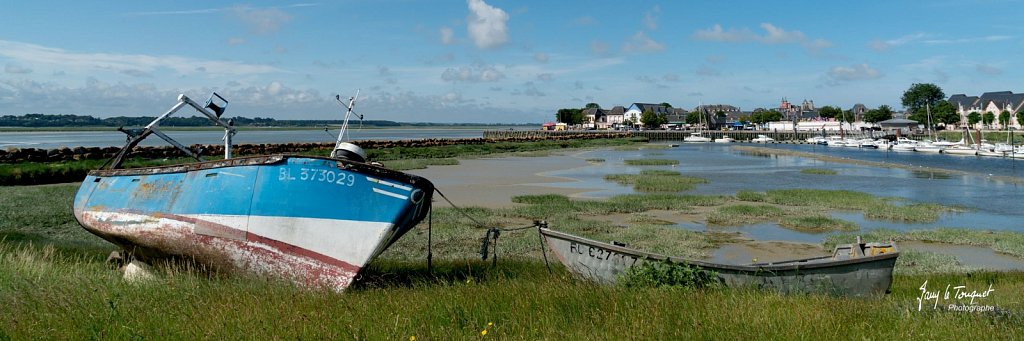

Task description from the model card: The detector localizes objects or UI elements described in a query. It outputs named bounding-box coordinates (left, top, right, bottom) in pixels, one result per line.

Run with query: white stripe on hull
left=81, top=211, right=394, bottom=291
left=241, top=215, right=393, bottom=267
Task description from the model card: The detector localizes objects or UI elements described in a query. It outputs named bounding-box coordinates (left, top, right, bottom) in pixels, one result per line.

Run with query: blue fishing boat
left=72, top=92, right=433, bottom=291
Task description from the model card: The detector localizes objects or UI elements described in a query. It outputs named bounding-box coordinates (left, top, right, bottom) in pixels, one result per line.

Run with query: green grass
left=585, top=158, right=605, bottom=162
left=623, top=159, right=679, bottom=166
left=779, top=215, right=858, bottom=232
left=0, top=184, right=112, bottom=257
left=604, top=170, right=707, bottom=192
left=2, top=242, right=1023, bottom=339
left=2, top=181, right=1024, bottom=338
left=0, top=157, right=191, bottom=186
left=800, top=168, right=838, bottom=175
left=735, top=190, right=766, bottom=202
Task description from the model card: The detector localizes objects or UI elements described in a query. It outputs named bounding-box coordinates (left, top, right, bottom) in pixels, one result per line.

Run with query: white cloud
left=4, top=63, right=32, bottom=74
left=692, top=23, right=831, bottom=52
left=440, top=27, right=455, bottom=45
left=441, top=63, right=506, bottom=83
left=692, top=24, right=756, bottom=42
left=466, top=0, right=509, bottom=49
left=623, top=31, right=665, bottom=53
left=231, top=5, right=293, bottom=35
left=662, top=74, right=680, bottom=82
left=868, top=33, right=927, bottom=51
left=925, top=35, right=1013, bottom=44
left=643, top=6, right=660, bottom=30
left=534, top=52, right=549, bottom=63
left=826, top=63, right=882, bottom=84
left=0, top=40, right=284, bottom=77
left=226, top=37, right=246, bottom=46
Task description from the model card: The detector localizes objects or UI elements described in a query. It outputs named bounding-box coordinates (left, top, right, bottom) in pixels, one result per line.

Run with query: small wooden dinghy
left=540, top=228, right=898, bottom=297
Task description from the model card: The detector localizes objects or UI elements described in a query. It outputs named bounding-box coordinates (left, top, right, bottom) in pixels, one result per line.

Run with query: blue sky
left=1, top=1, right=1022, bottom=123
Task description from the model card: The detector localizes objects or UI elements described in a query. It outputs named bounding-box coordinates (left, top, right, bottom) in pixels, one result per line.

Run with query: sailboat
left=72, top=91, right=435, bottom=291
left=914, top=103, right=945, bottom=153
left=942, top=128, right=979, bottom=156
left=684, top=103, right=712, bottom=143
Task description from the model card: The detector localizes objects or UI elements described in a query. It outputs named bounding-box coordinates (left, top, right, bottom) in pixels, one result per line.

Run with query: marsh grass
left=604, top=170, right=707, bottom=192
left=800, top=168, right=837, bottom=175
left=623, top=159, right=679, bottom=166
left=585, top=158, right=605, bottom=163
left=706, top=204, right=785, bottom=226
left=735, top=190, right=766, bottom=202
left=738, top=189, right=962, bottom=224
left=382, top=158, right=459, bottom=171
left=368, top=138, right=641, bottom=162
left=627, top=213, right=675, bottom=225
left=613, top=144, right=672, bottom=151
left=827, top=228, right=1024, bottom=259
left=779, top=215, right=858, bottom=232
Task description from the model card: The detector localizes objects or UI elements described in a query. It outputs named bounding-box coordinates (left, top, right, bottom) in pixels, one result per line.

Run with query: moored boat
left=713, top=135, right=735, bottom=143
left=751, top=135, right=775, bottom=143
left=683, top=132, right=712, bottom=143
left=72, top=92, right=434, bottom=291
left=540, top=228, right=898, bottom=297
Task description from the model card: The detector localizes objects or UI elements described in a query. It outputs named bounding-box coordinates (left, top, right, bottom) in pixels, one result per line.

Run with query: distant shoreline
left=0, top=125, right=535, bottom=132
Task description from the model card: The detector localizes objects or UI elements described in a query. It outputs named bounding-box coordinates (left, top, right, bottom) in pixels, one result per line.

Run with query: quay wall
left=0, top=133, right=631, bottom=164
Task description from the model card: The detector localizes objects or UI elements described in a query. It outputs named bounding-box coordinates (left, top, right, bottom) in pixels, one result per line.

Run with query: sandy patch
left=407, top=154, right=598, bottom=208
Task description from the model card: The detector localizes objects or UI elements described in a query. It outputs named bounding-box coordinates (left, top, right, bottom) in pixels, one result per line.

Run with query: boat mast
left=331, top=90, right=360, bottom=158
left=106, top=93, right=235, bottom=169
left=926, top=103, right=935, bottom=141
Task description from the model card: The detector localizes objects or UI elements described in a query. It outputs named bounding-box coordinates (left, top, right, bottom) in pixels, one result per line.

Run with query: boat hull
left=541, top=228, right=897, bottom=297
left=73, top=155, right=433, bottom=291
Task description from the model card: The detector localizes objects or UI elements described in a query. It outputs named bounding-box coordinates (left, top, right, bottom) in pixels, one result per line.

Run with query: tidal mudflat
left=408, top=143, right=1024, bottom=270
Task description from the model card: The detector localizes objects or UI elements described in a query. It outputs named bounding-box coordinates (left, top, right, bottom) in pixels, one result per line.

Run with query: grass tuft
left=779, top=215, right=858, bottom=232
left=623, top=159, right=679, bottom=166
left=800, top=168, right=837, bottom=175
left=604, top=171, right=707, bottom=192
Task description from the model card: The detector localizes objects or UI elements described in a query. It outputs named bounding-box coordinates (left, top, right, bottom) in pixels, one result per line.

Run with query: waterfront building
left=624, top=103, right=673, bottom=128
left=948, top=91, right=1024, bottom=130
left=583, top=106, right=625, bottom=129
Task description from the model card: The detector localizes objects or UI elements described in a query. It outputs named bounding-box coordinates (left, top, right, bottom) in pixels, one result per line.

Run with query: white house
left=948, top=91, right=1024, bottom=130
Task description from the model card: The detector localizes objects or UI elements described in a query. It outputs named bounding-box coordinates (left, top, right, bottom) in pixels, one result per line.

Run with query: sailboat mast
left=926, top=103, right=934, bottom=140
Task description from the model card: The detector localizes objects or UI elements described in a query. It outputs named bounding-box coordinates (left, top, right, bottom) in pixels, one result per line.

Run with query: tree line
left=554, top=83, right=1024, bottom=130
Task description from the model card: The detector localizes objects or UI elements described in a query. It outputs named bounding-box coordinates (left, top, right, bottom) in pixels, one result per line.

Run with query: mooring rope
left=433, top=188, right=550, bottom=268
left=434, top=188, right=535, bottom=232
